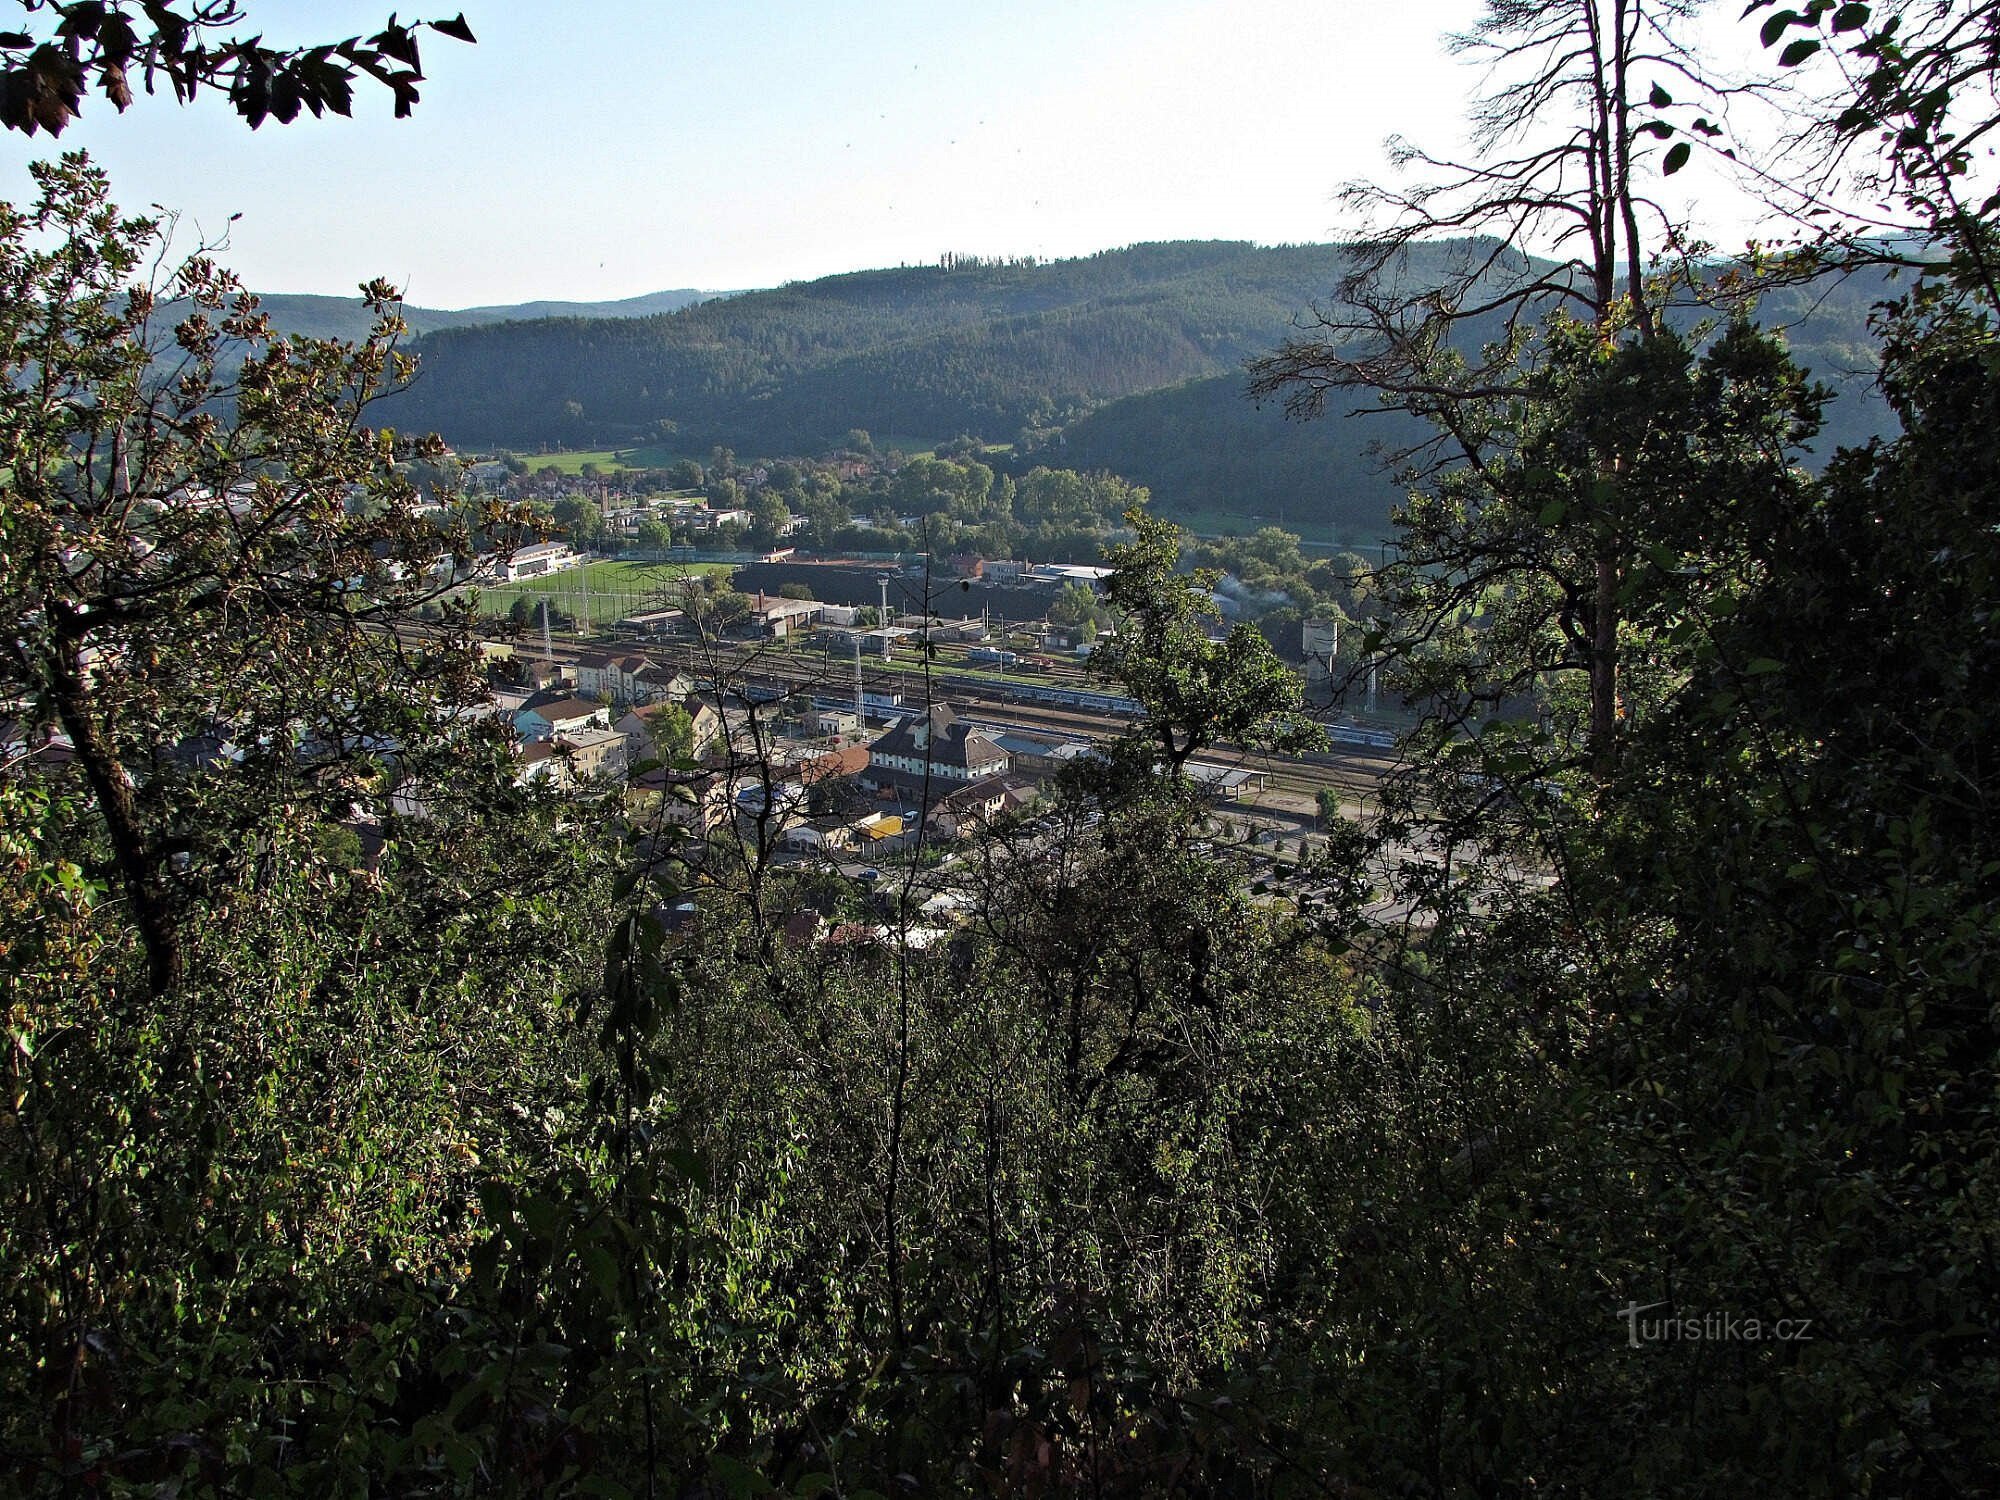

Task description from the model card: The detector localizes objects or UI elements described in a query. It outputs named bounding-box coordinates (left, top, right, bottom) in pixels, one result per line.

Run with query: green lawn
left=495, top=445, right=690, bottom=475
left=464, top=558, right=735, bottom=624
left=489, top=437, right=1032, bottom=477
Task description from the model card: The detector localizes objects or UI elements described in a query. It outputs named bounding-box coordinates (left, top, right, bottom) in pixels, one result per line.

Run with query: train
left=1327, top=722, right=1398, bottom=751
left=941, top=674, right=1143, bottom=717
left=810, top=690, right=906, bottom=714
left=965, top=647, right=1020, bottom=668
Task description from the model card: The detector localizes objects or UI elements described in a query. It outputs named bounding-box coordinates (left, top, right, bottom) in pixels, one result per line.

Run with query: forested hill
left=379, top=240, right=1373, bottom=451
left=1052, top=374, right=1425, bottom=542
left=1053, top=252, right=1898, bottom=542
left=1059, top=261, right=1898, bottom=543
left=373, top=239, right=1896, bottom=543
left=242, top=286, right=730, bottom=343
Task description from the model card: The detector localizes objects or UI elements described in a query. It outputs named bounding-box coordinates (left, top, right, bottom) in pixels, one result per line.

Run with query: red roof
left=800, top=745, right=871, bottom=783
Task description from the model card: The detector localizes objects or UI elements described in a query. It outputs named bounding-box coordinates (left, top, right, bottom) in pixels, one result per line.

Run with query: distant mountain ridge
left=246, top=286, right=736, bottom=343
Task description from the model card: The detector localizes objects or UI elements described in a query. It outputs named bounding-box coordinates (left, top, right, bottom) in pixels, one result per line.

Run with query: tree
left=1368, top=314, right=1824, bottom=772
left=1046, top=580, right=1098, bottom=631
left=0, top=154, right=516, bottom=997
left=687, top=587, right=751, bottom=636
left=1250, top=0, right=1716, bottom=777
left=552, top=493, right=604, bottom=548
left=1732, top=0, right=2000, bottom=301
left=1090, top=509, right=1323, bottom=773
left=746, top=491, right=790, bottom=547
left=0, top=4, right=475, bottom=135
left=1315, top=787, right=1341, bottom=828
left=645, top=701, right=695, bottom=763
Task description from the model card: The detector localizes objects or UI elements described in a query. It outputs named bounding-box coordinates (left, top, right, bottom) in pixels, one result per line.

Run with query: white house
left=515, top=696, right=610, bottom=740
left=495, top=542, right=583, bottom=582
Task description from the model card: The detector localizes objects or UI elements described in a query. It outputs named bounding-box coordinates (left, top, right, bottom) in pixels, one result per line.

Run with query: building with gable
left=863, top=703, right=1009, bottom=800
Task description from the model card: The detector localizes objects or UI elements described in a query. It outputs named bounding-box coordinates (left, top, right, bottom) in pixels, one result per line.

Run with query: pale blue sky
left=0, top=1, right=1769, bottom=307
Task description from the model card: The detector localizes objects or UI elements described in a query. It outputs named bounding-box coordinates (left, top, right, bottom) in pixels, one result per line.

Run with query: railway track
left=446, top=625, right=1402, bottom=794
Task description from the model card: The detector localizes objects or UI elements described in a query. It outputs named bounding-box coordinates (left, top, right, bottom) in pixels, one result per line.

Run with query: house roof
left=800, top=745, right=871, bottom=784
left=519, top=697, right=604, bottom=724
left=936, top=774, right=1012, bottom=811
left=629, top=765, right=720, bottom=796
left=990, top=732, right=1075, bottom=760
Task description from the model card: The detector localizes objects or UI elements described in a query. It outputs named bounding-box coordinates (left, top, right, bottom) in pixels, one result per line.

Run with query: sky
left=0, top=0, right=1777, bottom=308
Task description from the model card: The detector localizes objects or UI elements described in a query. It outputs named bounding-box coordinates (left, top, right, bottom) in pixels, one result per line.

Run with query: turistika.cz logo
left=1617, top=1301, right=1815, bottom=1348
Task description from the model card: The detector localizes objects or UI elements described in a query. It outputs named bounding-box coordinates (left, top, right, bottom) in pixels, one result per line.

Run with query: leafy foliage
left=0, top=3, right=474, bottom=135
left=1091, top=510, right=1326, bottom=771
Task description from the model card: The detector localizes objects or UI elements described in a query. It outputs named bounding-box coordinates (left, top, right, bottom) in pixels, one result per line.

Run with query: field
left=487, top=437, right=991, bottom=474
left=463, top=558, right=735, bottom=625
left=498, top=445, right=688, bottom=475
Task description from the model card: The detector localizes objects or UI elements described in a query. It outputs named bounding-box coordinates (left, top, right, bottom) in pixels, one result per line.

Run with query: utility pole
left=878, top=575, right=892, bottom=661
left=540, top=600, right=553, bottom=664
left=577, top=554, right=591, bottom=636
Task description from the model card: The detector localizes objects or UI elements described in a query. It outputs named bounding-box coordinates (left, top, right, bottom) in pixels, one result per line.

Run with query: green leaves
left=1663, top=141, right=1692, bottom=175
left=1094, top=507, right=1324, bottom=771
left=1759, top=7, right=1803, bottom=46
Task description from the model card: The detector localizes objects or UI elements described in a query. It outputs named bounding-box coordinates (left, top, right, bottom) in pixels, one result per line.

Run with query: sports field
left=464, top=558, right=734, bottom=624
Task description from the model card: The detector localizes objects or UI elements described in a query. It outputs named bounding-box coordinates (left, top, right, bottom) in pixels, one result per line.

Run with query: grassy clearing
left=491, top=445, right=689, bottom=475
left=463, top=559, right=735, bottom=622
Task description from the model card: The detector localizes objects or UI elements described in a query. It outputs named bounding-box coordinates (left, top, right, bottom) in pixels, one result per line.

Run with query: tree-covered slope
left=1051, top=373, right=1421, bottom=543
left=1056, top=261, right=1901, bottom=543
left=381, top=241, right=1369, bottom=450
